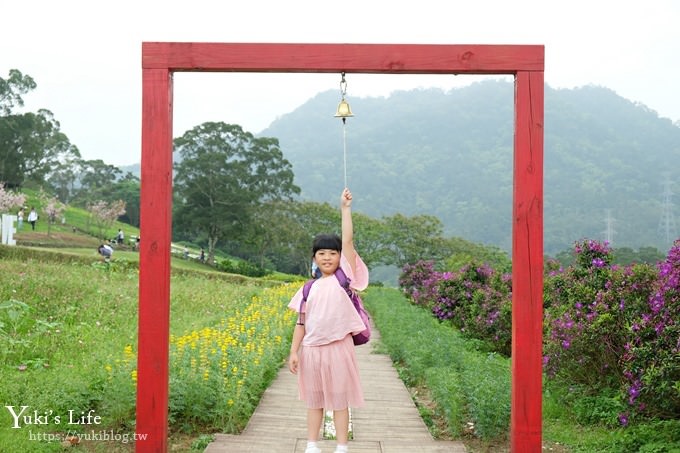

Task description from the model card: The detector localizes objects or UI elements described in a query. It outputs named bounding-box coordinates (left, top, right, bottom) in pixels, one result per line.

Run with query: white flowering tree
left=87, top=200, right=126, bottom=240
left=38, top=190, right=66, bottom=237
left=0, top=183, right=26, bottom=214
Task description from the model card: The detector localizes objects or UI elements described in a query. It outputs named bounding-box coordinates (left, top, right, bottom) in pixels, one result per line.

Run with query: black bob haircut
left=312, top=233, right=342, bottom=256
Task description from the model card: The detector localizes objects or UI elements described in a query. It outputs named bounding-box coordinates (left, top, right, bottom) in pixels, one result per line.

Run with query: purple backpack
left=299, top=268, right=371, bottom=346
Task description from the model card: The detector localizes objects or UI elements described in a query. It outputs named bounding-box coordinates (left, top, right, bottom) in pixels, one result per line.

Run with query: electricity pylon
left=658, top=176, right=677, bottom=246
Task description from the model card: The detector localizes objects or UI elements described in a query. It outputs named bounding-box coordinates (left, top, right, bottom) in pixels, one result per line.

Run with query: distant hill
left=261, top=80, right=680, bottom=255
left=125, top=81, right=680, bottom=256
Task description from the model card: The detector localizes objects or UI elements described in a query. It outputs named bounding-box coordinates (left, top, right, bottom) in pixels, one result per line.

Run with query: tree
left=173, top=122, right=299, bottom=264
left=239, top=201, right=389, bottom=275
left=352, top=212, right=387, bottom=269
left=87, top=200, right=126, bottom=239
left=108, top=173, right=140, bottom=228
left=0, top=183, right=26, bottom=213
left=75, top=159, right=122, bottom=203
left=443, top=237, right=511, bottom=272
left=38, top=189, right=66, bottom=237
left=284, top=201, right=340, bottom=275
left=0, top=69, right=36, bottom=115
left=238, top=201, right=302, bottom=271
left=381, top=213, right=450, bottom=268
left=0, top=109, right=80, bottom=188
left=1, top=70, right=80, bottom=189
left=47, top=155, right=84, bottom=203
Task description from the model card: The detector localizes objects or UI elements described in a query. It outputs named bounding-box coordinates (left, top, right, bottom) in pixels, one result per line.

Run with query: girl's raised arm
left=341, top=187, right=356, bottom=276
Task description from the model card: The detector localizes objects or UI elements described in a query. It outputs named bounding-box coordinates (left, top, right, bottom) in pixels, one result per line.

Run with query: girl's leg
left=333, top=408, right=349, bottom=445
left=307, top=408, right=324, bottom=442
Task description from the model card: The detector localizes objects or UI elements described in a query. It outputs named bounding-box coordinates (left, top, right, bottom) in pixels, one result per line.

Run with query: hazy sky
left=2, top=0, right=678, bottom=167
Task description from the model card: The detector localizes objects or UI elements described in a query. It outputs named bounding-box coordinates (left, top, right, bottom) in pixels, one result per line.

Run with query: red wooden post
left=137, top=42, right=544, bottom=452
left=136, top=67, right=173, bottom=452
left=511, top=70, right=545, bottom=452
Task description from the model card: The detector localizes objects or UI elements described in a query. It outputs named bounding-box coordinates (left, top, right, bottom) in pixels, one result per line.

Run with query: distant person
left=199, top=248, right=205, bottom=263
left=183, top=247, right=189, bottom=260
left=17, top=208, right=24, bottom=231
left=311, top=261, right=322, bottom=279
left=27, top=207, right=38, bottom=231
left=116, top=229, right=124, bottom=245
left=98, top=244, right=114, bottom=262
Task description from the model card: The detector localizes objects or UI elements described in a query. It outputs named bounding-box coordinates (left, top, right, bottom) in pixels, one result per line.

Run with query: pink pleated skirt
left=298, top=334, right=364, bottom=410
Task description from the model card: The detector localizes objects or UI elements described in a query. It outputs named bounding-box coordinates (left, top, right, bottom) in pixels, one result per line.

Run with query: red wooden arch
left=138, top=42, right=544, bottom=452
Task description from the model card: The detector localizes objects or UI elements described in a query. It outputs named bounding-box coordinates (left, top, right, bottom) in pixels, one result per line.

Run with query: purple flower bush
left=401, top=237, right=680, bottom=425
left=399, top=260, right=438, bottom=307
left=543, top=240, right=657, bottom=392
left=400, top=260, right=512, bottom=355
left=621, top=239, right=680, bottom=419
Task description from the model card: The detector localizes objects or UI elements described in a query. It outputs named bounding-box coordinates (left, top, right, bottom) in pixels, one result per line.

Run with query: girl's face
left=313, top=249, right=340, bottom=276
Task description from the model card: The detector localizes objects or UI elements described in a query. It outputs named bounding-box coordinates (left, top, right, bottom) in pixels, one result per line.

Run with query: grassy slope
left=12, top=189, right=296, bottom=283
left=0, top=247, right=276, bottom=452
left=14, top=188, right=138, bottom=244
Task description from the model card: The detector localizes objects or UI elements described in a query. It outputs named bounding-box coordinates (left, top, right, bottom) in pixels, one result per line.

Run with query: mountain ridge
left=122, top=80, right=680, bottom=256
left=262, top=80, right=680, bottom=255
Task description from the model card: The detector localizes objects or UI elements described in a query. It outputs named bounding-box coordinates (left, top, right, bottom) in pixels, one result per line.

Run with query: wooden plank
left=136, top=67, right=174, bottom=452
left=511, top=70, right=544, bottom=452
left=142, top=42, right=544, bottom=74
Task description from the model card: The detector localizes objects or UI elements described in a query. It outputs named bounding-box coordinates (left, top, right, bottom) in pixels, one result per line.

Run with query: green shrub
left=608, top=419, right=680, bottom=452
left=569, top=388, right=627, bottom=427
left=364, top=287, right=510, bottom=439
left=216, top=258, right=271, bottom=278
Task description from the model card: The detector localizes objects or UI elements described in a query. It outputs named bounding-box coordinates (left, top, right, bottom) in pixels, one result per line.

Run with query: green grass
left=364, top=287, right=510, bottom=441
left=0, top=246, right=294, bottom=452
left=13, top=188, right=296, bottom=282
left=15, top=188, right=139, bottom=244
left=362, top=287, right=680, bottom=453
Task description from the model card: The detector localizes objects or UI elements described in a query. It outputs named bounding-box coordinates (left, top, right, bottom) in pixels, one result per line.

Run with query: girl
left=288, top=187, right=369, bottom=453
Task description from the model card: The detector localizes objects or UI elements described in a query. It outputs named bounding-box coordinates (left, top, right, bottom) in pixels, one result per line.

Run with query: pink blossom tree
left=38, top=190, right=66, bottom=236
left=87, top=200, right=126, bottom=240
left=0, top=183, right=26, bottom=213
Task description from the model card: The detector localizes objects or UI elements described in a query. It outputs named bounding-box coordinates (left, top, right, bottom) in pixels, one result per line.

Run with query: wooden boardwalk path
left=204, top=327, right=467, bottom=453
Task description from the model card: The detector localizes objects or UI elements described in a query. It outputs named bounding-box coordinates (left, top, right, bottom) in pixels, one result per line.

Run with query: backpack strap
left=297, top=278, right=316, bottom=326
left=334, top=268, right=353, bottom=296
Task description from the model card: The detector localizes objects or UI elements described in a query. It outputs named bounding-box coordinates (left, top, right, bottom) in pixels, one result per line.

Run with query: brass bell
left=334, top=98, right=354, bottom=118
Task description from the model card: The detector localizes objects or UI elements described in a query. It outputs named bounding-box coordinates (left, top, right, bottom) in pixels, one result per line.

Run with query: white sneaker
left=305, top=446, right=321, bottom=453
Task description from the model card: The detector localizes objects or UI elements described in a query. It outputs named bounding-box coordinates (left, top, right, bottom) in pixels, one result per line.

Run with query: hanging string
left=342, top=117, right=348, bottom=188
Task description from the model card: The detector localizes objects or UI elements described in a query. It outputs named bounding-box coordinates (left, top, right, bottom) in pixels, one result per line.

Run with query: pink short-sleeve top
left=288, top=252, right=369, bottom=346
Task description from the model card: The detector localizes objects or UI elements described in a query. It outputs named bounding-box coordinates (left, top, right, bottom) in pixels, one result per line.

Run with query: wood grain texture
left=142, top=42, right=544, bottom=74
left=511, top=70, right=545, bottom=453
left=137, top=67, right=173, bottom=453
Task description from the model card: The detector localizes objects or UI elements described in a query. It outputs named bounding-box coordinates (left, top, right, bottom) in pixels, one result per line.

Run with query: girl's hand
left=288, top=352, right=299, bottom=374
left=341, top=187, right=352, bottom=208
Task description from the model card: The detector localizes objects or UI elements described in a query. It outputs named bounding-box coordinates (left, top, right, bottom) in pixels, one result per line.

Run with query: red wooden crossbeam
left=138, top=42, right=544, bottom=453
left=142, top=42, right=543, bottom=74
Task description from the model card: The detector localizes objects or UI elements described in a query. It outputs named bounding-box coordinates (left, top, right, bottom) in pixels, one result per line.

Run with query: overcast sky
left=2, top=0, right=679, bottom=167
